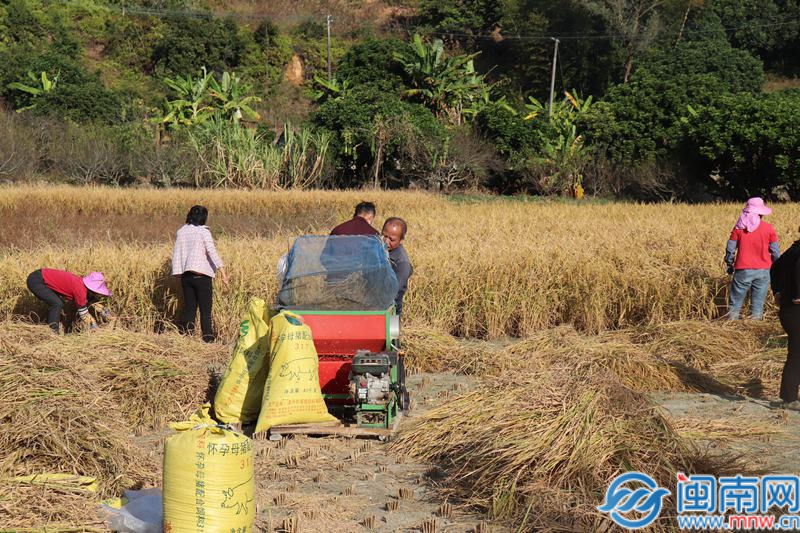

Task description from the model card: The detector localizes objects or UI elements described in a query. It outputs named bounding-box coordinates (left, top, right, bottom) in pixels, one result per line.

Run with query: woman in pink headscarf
left=724, top=197, right=780, bottom=319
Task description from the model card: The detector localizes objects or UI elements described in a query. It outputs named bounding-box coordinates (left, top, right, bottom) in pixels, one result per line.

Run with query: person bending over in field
left=382, top=217, right=413, bottom=316
left=330, top=201, right=380, bottom=236
left=26, top=269, right=111, bottom=334
left=724, top=197, right=779, bottom=320
left=172, top=205, right=229, bottom=343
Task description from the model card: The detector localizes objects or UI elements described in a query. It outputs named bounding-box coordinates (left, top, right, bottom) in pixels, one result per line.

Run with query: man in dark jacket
left=771, top=239, right=800, bottom=408
left=382, top=217, right=413, bottom=316
left=330, top=202, right=379, bottom=236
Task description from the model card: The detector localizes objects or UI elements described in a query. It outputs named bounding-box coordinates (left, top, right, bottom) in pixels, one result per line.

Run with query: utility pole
left=326, top=14, right=333, bottom=81
left=548, top=38, right=559, bottom=116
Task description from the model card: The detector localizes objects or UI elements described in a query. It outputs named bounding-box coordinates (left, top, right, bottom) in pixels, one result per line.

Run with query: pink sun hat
left=82, top=272, right=111, bottom=296
left=743, top=197, right=772, bottom=216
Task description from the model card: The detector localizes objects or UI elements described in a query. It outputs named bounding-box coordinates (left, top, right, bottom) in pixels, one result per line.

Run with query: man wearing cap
left=725, top=197, right=780, bottom=320
left=26, top=268, right=111, bottom=334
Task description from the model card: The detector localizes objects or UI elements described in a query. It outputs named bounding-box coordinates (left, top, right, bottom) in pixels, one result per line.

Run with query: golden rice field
left=2, top=185, right=797, bottom=531
left=3, top=185, right=798, bottom=339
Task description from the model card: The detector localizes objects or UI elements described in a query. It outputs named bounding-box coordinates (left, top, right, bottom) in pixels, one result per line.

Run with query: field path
left=248, top=372, right=504, bottom=532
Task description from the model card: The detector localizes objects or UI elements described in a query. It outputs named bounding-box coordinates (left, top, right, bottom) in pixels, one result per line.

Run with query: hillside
left=1, top=1, right=800, bottom=199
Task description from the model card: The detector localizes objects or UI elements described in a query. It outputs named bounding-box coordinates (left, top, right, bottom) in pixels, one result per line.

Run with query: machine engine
left=348, top=350, right=405, bottom=428
left=351, top=351, right=393, bottom=404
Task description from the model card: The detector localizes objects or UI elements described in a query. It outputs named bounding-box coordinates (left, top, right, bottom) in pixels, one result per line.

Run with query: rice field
left=2, top=185, right=797, bottom=531
left=4, top=185, right=799, bottom=339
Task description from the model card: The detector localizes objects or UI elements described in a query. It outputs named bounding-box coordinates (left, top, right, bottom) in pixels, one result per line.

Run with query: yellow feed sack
left=163, top=405, right=255, bottom=533
left=214, top=298, right=271, bottom=424
left=254, top=311, right=336, bottom=433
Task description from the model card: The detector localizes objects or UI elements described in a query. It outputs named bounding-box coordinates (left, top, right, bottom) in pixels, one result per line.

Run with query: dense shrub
left=335, top=38, right=407, bottom=94
left=1, top=46, right=126, bottom=123
left=586, top=32, right=764, bottom=166
left=152, top=16, right=244, bottom=76
left=416, top=0, right=503, bottom=37
left=475, top=102, right=543, bottom=157
left=311, top=86, right=446, bottom=187
left=34, top=81, right=123, bottom=123
left=105, top=16, right=165, bottom=71
left=685, top=89, right=800, bottom=198
left=239, top=21, right=293, bottom=90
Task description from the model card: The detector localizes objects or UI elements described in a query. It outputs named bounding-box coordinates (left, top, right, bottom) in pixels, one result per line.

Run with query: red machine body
left=295, top=311, right=392, bottom=404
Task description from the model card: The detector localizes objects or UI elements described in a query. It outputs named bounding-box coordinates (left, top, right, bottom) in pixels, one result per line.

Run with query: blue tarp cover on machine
left=277, top=235, right=399, bottom=311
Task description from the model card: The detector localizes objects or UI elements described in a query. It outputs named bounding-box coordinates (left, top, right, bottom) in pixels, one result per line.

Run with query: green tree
left=586, top=33, right=764, bottom=165
left=336, top=38, right=407, bottom=93
left=394, top=34, right=487, bottom=124
left=710, top=0, right=800, bottom=73
left=152, top=16, right=244, bottom=76
left=578, top=0, right=666, bottom=82
left=311, top=86, right=446, bottom=187
left=684, top=90, right=800, bottom=197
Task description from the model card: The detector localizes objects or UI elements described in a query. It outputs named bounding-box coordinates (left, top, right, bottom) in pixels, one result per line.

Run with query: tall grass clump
left=189, top=121, right=330, bottom=189
left=394, top=369, right=737, bottom=531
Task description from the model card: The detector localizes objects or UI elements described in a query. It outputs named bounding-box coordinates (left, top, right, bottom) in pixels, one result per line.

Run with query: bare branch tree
left=579, top=0, right=666, bottom=82
left=675, top=0, right=706, bottom=47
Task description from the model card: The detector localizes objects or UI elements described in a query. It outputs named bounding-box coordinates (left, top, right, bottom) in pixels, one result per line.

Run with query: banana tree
left=159, top=67, right=216, bottom=128
left=462, top=86, right=516, bottom=122
left=311, top=74, right=351, bottom=103
left=206, top=71, right=261, bottom=123
left=7, top=71, right=59, bottom=112
left=524, top=91, right=593, bottom=198
left=394, top=34, right=485, bottom=123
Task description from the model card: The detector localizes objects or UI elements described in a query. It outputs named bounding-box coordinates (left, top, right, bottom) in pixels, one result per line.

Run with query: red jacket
left=330, top=216, right=379, bottom=236
left=41, top=269, right=88, bottom=307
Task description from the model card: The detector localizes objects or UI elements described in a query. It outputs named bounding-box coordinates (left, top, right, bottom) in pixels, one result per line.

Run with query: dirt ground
left=132, top=372, right=506, bottom=533
left=653, top=391, right=800, bottom=475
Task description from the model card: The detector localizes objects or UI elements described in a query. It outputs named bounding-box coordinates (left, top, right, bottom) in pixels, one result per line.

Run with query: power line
left=60, top=0, right=320, bottom=24
left=58, top=1, right=800, bottom=42
left=400, top=15, right=800, bottom=42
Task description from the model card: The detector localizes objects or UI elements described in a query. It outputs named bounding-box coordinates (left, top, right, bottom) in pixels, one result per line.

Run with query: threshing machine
left=273, top=235, right=409, bottom=436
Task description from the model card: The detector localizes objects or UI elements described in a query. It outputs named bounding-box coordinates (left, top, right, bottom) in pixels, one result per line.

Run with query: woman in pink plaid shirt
left=171, top=205, right=229, bottom=342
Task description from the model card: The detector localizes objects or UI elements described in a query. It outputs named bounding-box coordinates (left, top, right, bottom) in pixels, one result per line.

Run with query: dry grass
left=5, top=186, right=800, bottom=339
left=0, top=322, right=227, bottom=529
left=0, top=318, right=787, bottom=529
left=394, top=321, right=787, bottom=530
left=668, top=416, right=785, bottom=443
left=408, top=320, right=787, bottom=397
left=394, top=368, right=738, bottom=531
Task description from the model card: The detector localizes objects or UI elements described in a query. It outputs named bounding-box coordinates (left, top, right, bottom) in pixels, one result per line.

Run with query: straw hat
left=82, top=272, right=110, bottom=296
